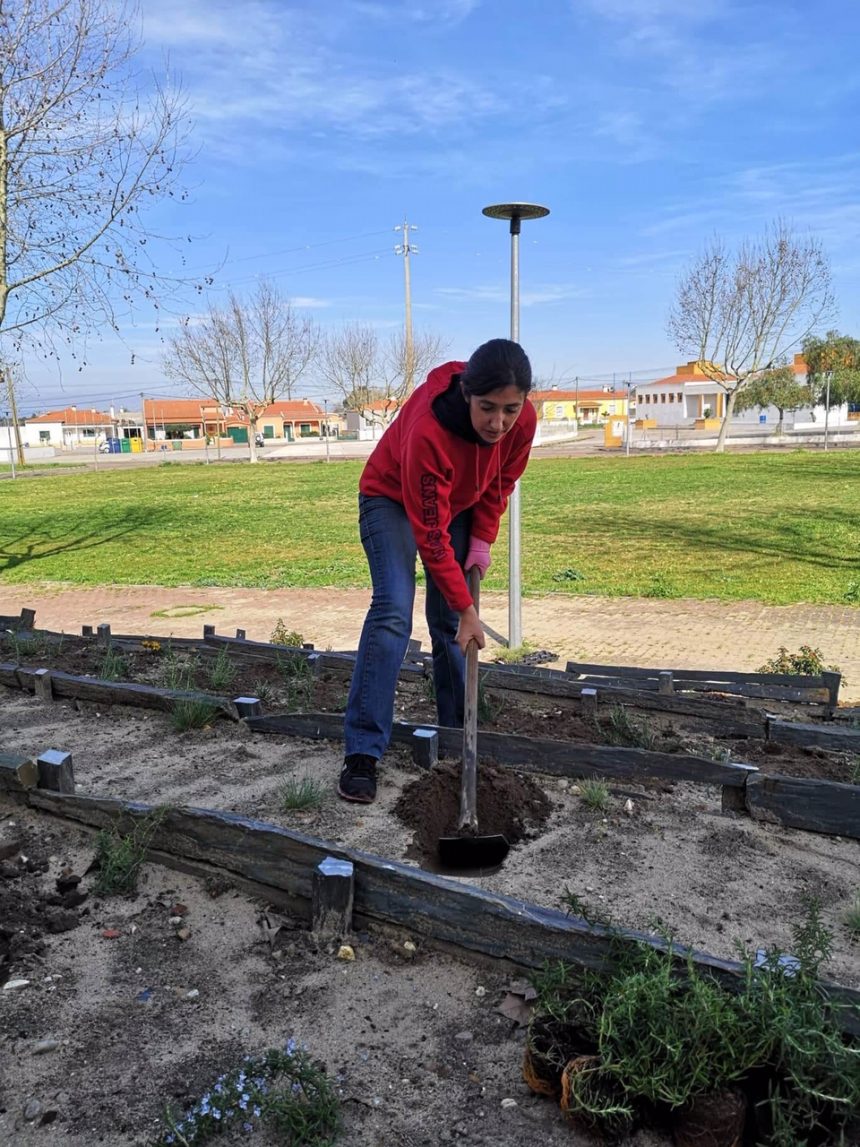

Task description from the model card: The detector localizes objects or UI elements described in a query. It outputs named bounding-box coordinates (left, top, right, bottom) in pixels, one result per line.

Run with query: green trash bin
left=172, top=440, right=183, bottom=451
left=120, top=438, right=131, bottom=453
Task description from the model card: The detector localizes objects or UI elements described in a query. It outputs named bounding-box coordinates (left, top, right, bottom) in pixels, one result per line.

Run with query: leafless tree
left=0, top=0, right=195, bottom=364
left=163, top=281, right=318, bottom=463
left=667, top=221, right=835, bottom=451
left=318, top=323, right=447, bottom=431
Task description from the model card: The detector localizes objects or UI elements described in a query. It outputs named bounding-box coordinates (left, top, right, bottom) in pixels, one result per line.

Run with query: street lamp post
left=481, top=201, right=550, bottom=650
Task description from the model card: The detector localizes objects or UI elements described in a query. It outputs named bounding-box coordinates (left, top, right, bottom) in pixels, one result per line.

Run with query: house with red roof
left=24, top=407, right=115, bottom=449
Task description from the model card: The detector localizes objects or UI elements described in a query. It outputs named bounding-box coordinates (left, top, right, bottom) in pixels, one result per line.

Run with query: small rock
left=624, top=799, right=634, bottom=815
left=454, top=1031, right=474, bottom=1043
left=185, top=989, right=199, bottom=1000
left=23, top=1098, right=42, bottom=1121
left=168, top=916, right=183, bottom=926
left=33, top=1039, right=60, bottom=1055
left=3, top=979, right=30, bottom=991
left=501, top=1097, right=518, bottom=1109
left=403, top=940, right=417, bottom=953
left=170, top=903, right=189, bottom=916
left=176, top=926, right=192, bottom=942
left=474, top=985, right=486, bottom=997
left=336, top=944, right=355, bottom=961
left=101, top=929, right=121, bottom=940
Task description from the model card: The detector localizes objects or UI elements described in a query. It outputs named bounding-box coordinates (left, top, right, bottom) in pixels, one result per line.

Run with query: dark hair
left=461, top=338, right=532, bottom=397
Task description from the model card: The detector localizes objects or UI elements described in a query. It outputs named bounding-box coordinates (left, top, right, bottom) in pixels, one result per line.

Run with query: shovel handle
left=459, top=566, right=481, bottom=832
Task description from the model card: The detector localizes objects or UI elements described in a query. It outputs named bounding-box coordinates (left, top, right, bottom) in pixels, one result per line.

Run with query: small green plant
left=579, top=776, right=611, bottom=812
left=848, top=757, right=860, bottom=785
left=93, top=808, right=167, bottom=896
left=161, top=648, right=200, bottom=692
left=644, top=572, right=676, bottom=599
left=844, top=895, right=860, bottom=939
left=99, top=643, right=128, bottom=681
left=552, top=567, right=586, bottom=583
left=276, top=651, right=315, bottom=712
left=279, top=775, right=327, bottom=811
left=476, top=675, right=503, bottom=722
left=206, top=646, right=236, bottom=691
left=844, top=580, right=860, bottom=604
left=561, top=888, right=612, bottom=927
left=153, top=1039, right=340, bottom=1146
left=172, top=698, right=220, bottom=732
left=252, top=678, right=277, bottom=706
left=271, top=618, right=304, bottom=647
left=599, top=705, right=657, bottom=751
left=491, top=641, right=536, bottom=665
left=757, top=644, right=839, bottom=676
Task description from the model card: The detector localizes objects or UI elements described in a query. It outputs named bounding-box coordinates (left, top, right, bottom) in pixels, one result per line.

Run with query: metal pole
left=508, top=215, right=523, bottom=649
left=324, top=399, right=331, bottom=463
left=626, top=373, right=632, bottom=457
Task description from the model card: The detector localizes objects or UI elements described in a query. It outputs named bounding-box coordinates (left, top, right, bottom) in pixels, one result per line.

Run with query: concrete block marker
left=97, top=623, right=111, bottom=645
left=235, top=628, right=246, bottom=640
left=33, top=668, right=53, bottom=703
left=312, top=856, right=354, bottom=942
left=36, top=749, right=75, bottom=794
left=19, top=608, right=36, bottom=630
left=658, top=670, right=674, bottom=695
left=81, top=625, right=94, bottom=637
left=234, top=696, right=263, bottom=718
left=203, top=624, right=216, bottom=638
left=412, top=728, right=439, bottom=769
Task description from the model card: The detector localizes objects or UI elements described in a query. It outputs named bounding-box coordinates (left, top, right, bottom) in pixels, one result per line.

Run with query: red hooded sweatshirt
left=359, top=361, right=537, bottom=613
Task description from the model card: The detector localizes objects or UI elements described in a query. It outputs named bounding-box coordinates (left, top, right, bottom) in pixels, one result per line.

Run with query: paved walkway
left=3, top=582, right=859, bottom=702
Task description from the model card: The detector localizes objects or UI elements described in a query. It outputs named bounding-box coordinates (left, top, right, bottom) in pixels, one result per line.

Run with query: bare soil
left=1, top=662, right=859, bottom=1146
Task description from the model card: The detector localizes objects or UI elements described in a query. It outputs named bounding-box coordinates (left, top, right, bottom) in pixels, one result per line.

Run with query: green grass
left=1, top=452, right=859, bottom=605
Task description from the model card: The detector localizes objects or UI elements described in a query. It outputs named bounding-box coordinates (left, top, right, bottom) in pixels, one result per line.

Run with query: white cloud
left=436, top=283, right=587, bottom=307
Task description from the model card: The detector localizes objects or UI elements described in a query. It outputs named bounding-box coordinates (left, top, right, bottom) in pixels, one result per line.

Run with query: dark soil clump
left=393, top=759, right=552, bottom=865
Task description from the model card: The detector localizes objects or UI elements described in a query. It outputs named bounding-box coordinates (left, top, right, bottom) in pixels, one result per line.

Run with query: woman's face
left=464, top=383, right=526, bottom=443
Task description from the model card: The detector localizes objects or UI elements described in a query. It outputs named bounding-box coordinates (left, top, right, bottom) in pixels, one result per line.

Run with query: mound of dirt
left=394, top=759, right=552, bottom=866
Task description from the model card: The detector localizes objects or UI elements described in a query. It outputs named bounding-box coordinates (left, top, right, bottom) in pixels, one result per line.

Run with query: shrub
left=93, top=809, right=167, bottom=896
left=757, top=644, right=839, bottom=676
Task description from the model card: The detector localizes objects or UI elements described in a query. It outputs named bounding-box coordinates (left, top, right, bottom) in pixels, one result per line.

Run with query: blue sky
left=19, top=0, right=860, bottom=412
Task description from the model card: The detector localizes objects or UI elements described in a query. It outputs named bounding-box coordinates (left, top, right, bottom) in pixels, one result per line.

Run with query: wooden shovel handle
left=459, top=566, right=482, bottom=832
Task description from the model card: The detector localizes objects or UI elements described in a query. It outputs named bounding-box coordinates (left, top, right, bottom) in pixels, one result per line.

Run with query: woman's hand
left=455, top=605, right=485, bottom=655
left=465, top=536, right=491, bottom=579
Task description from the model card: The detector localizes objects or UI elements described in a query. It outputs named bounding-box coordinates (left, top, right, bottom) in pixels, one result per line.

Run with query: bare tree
left=163, top=281, right=318, bottom=463
left=667, top=221, right=835, bottom=451
left=319, top=323, right=448, bottom=432
left=0, top=0, right=194, bottom=362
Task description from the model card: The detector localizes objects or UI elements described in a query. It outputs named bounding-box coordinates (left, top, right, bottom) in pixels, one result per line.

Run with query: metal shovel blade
left=437, top=831, right=510, bottom=870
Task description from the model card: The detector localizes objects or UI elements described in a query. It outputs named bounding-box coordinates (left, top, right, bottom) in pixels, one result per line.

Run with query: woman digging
left=338, top=338, right=537, bottom=803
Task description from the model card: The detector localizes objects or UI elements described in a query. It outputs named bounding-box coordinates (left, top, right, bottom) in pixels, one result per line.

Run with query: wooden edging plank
left=10, top=667, right=236, bottom=718
left=244, top=712, right=758, bottom=788
left=566, top=661, right=825, bottom=688
left=767, top=718, right=860, bottom=752
left=21, top=788, right=860, bottom=1037
left=746, top=773, right=860, bottom=840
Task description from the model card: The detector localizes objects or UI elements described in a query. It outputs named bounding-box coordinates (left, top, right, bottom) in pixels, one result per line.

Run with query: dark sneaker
left=337, top=754, right=378, bottom=803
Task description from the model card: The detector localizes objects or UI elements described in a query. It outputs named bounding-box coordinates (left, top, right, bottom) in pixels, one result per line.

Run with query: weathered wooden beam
left=312, top=856, right=354, bottom=941
left=0, top=660, right=21, bottom=686
left=23, top=789, right=860, bottom=1037
left=766, top=717, right=860, bottom=752
left=14, top=667, right=236, bottom=718
left=0, top=752, right=38, bottom=792
left=565, top=661, right=828, bottom=689
left=37, top=749, right=75, bottom=794
left=33, top=668, right=53, bottom=702
left=244, top=712, right=758, bottom=789
left=746, top=773, right=860, bottom=840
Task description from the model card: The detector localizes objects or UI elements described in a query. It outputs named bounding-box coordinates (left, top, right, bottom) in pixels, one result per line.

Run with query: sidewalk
left=3, top=582, right=859, bottom=702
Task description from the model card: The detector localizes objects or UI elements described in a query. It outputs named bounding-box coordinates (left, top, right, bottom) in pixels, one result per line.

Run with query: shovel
left=438, top=566, right=510, bottom=869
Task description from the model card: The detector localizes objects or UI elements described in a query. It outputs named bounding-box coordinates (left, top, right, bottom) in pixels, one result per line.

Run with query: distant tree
left=319, top=324, right=447, bottom=431
left=667, top=221, right=835, bottom=451
left=0, top=0, right=195, bottom=364
left=802, top=331, right=860, bottom=410
left=732, top=365, right=808, bottom=433
left=163, top=281, right=318, bottom=463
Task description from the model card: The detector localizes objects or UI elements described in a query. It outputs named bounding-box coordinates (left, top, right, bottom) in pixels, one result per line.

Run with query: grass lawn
left=1, top=451, right=859, bottom=605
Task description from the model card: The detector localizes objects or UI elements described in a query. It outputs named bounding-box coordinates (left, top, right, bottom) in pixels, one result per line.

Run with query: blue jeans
left=344, top=494, right=470, bottom=760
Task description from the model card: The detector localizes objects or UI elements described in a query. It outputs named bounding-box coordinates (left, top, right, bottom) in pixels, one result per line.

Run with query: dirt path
left=2, top=582, right=859, bottom=702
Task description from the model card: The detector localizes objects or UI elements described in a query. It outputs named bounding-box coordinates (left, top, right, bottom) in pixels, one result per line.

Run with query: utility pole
left=140, top=394, right=148, bottom=452
left=824, top=372, right=831, bottom=452
left=323, top=398, right=331, bottom=463
left=394, top=218, right=418, bottom=394
left=626, top=372, right=633, bottom=457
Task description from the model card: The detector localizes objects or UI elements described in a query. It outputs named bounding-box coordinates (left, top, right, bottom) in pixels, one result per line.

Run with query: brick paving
left=2, top=582, right=859, bottom=702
